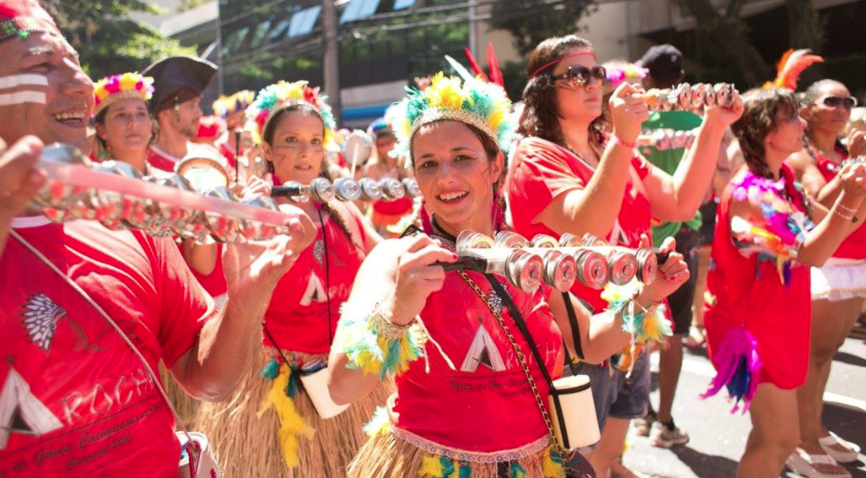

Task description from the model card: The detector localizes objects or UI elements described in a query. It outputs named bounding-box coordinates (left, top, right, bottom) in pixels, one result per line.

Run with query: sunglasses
left=822, top=96, right=857, bottom=109
left=550, top=65, right=607, bottom=88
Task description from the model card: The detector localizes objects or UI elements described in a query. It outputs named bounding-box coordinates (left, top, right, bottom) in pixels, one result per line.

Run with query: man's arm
left=0, top=136, right=46, bottom=258
left=170, top=211, right=316, bottom=401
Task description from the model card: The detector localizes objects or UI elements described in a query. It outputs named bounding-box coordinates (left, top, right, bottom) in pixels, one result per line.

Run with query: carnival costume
left=91, top=72, right=154, bottom=160
left=91, top=69, right=209, bottom=431
left=196, top=81, right=388, bottom=478
left=212, top=90, right=255, bottom=167
left=365, top=114, right=415, bottom=235
left=142, top=56, right=220, bottom=174
left=337, top=74, right=594, bottom=478
left=702, top=165, right=815, bottom=412
left=804, top=143, right=866, bottom=301
left=508, top=134, right=669, bottom=430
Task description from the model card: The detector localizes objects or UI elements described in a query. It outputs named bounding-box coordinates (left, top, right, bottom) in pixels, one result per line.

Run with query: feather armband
left=602, top=284, right=672, bottom=344
left=335, top=303, right=455, bottom=380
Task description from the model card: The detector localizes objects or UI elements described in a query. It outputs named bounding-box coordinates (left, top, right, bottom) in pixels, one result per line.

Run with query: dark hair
left=731, top=88, right=800, bottom=178
left=802, top=79, right=847, bottom=106
left=93, top=103, right=156, bottom=159
left=518, top=35, right=602, bottom=153
left=801, top=79, right=850, bottom=155
left=263, top=103, right=356, bottom=244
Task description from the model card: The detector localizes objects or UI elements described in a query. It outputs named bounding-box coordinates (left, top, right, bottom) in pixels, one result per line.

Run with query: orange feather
left=763, top=49, right=824, bottom=91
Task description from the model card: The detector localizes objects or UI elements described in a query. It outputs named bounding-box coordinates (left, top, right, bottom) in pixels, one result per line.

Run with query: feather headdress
left=763, top=49, right=824, bottom=91
left=92, top=72, right=154, bottom=118
left=213, top=90, right=255, bottom=119
left=245, top=80, right=336, bottom=147
left=392, top=72, right=515, bottom=160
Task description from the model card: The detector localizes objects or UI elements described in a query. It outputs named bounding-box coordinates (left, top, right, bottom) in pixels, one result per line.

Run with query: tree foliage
left=41, top=0, right=196, bottom=80
left=672, top=0, right=772, bottom=87
left=488, top=0, right=598, bottom=57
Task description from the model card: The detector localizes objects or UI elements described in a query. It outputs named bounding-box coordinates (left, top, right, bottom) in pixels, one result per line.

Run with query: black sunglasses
left=822, top=96, right=857, bottom=109
left=550, top=65, right=607, bottom=87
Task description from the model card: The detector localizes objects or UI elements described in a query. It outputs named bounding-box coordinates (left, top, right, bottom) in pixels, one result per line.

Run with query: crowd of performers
left=2, top=1, right=866, bottom=478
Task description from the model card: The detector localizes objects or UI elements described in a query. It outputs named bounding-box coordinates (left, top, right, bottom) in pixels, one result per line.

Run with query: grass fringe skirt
left=158, top=362, right=202, bottom=430
left=197, top=349, right=391, bottom=478
left=348, top=429, right=556, bottom=478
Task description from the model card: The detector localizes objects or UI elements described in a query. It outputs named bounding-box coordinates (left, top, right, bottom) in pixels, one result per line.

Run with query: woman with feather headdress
left=781, top=52, right=866, bottom=476
left=701, top=82, right=866, bottom=478
left=327, top=72, right=691, bottom=478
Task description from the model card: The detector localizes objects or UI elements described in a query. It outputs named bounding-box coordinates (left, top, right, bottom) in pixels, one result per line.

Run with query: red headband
left=530, top=49, right=596, bottom=78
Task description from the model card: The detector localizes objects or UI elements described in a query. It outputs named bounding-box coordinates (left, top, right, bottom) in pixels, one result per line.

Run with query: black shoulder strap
left=562, top=291, right=585, bottom=362
left=484, top=275, right=555, bottom=386
left=484, top=274, right=574, bottom=449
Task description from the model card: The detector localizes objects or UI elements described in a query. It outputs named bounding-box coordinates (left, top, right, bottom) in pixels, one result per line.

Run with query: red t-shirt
left=217, top=142, right=237, bottom=170
left=806, top=148, right=866, bottom=260
left=185, top=243, right=228, bottom=300
left=703, top=165, right=812, bottom=389
left=263, top=203, right=367, bottom=354
left=393, top=271, right=563, bottom=452
left=507, top=137, right=652, bottom=311
left=146, top=146, right=180, bottom=174
left=0, top=218, right=213, bottom=477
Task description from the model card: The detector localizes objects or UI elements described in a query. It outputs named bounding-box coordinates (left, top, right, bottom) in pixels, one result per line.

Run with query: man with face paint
left=144, top=55, right=223, bottom=174
left=0, top=2, right=315, bottom=475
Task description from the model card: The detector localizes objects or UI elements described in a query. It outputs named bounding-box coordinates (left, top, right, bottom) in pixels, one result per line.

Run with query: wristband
left=610, top=134, right=637, bottom=150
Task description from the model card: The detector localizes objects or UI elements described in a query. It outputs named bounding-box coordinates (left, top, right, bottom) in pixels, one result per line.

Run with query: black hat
left=143, top=56, right=217, bottom=113
left=636, top=44, right=683, bottom=79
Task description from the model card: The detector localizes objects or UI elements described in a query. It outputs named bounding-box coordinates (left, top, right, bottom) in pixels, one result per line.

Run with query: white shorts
left=811, top=258, right=866, bottom=301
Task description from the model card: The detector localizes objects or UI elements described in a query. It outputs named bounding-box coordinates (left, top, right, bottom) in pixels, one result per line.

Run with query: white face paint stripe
left=0, top=91, right=47, bottom=106
left=0, top=74, right=49, bottom=90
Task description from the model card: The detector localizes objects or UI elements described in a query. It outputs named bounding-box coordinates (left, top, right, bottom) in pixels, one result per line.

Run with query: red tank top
left=145, top=147, right=178, bottom=173
left=263, top=202, right=367, bottom=354
left=703, top=164, right=813, bottom=389
left=508, top=137, right=652, bottom=312
left=372, top=168, right=413, bottom=216
left=217, top=142, right=237, bottom=169
left=809, top=145, right=866, bottom=259
left=185, top=243, right=228, bottom=298
left=393, top=270, right=563, bottom=452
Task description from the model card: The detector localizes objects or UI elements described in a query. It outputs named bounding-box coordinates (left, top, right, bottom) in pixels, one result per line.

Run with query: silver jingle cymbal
left=493, top=231, right=529, bottom=249
left=380, top=177, right=406, bottom=201
left=333, top=177, right=361, bottom=202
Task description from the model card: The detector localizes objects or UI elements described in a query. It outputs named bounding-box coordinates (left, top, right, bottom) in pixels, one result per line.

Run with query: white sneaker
left=648, top=421, right=689, bottom=448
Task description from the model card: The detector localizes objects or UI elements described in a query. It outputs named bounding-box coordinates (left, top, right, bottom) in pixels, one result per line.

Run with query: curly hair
left=731, top=88, right=800, bottom=179
left=518, top=35, right=596, bottom=149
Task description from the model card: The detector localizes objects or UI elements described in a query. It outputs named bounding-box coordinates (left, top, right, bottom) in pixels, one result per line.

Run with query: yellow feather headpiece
left=392, top=72, right=515, bottom=160
left=92, top=72, right=154, bottom=118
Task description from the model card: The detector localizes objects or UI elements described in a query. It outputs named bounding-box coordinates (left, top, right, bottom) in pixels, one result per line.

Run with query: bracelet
left=837, top=203, right=858, bottom=214
left=371, top=304, right=415, bottom=340
left=611, top=134, right=637, bottom=149
left=833, top=208, right=855, bottom=222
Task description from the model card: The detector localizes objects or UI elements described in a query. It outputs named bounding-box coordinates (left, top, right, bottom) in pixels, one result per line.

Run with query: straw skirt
left=158, top=362, right=202, bottom=430
left=197, top=350, right=391, bottom=478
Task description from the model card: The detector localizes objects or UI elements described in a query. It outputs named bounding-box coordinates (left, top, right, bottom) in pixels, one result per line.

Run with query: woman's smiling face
left=412, top=120, right=503, bottom=235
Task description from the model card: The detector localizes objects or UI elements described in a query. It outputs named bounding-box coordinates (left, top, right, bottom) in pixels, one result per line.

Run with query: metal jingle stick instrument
left=267, top=177, right=421, bottom=203
left=571, top=233, right=667, bottom=286
left=644, top=82, right=737, bottom=112
left=33, top=144, right=302, bottom=242
left=439, top=230, right=545, bottom=293
left=272, top=177, right=336, bottom=203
